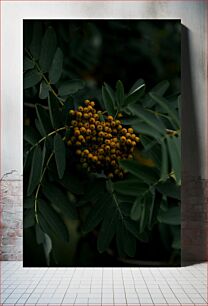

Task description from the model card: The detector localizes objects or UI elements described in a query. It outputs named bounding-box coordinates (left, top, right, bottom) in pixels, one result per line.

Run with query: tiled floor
left=0, top=261, right=207, bottom=305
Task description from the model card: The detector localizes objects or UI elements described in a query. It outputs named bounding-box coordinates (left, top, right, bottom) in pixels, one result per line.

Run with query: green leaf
left=39, top=80, right=49, bottom=99
left=43, top=233, right=52, bottom=266
left=24, top=196, right=35, bottom=209
left=178, top=95, right=181, bottom=120
left=35, top=223, right=45, bottom=244
left=147, top=189, right=156, bottom=229
left=97, top=206, right=116, bottom=253
left=24, top=126, right=40, bottom=145
left=129, top=79, right=145, bottom=94
left=149, top=93, right=180, bottom=128
left=158, top=206, right=181, bottom=225
left=151, top=80, right=170, bottom=96
left=24, top=209, right=35, bottom=228
left=113, top=179, right=147, bottom=197
left=116, top=219, right=136, bottom=257
left=27, top=145, right=43, bottom=196
left=54, top=134, right=66, bottom=179
left=42, top=182, right=77, bottom=219
left=60, top=173, right=84, bottom=195
left=124, top=219, right=146, bottom=241
left=48, top=93, right=62, bottom=129
left=160, top=139, right=168, bottom=181
left=35, top=104, right=52, bottom=136
left=166, top=136, right=181, bottom=185
left=123, top=80, right=145, bottom=107
left=39, top=27, right=57, bottom=72
left=83, top=197, right=107, bottom=233
left=132, top=122, right=161, bottom=139
left=115, top=80, right=125, bottom=108
left=24, top=69, right=42, bottom=89
left=24, top=57, right=34, bottom=71
left=128, top=104, right=166, bottom=135
left=29, top=21, right=43, bottom=59
left=49, top=48, right=63, bottom=84
left=58, top=79, right=85, bottom=96
left=119, top=160, right=159, bottom=185
left=39, top=199, right=69, bottom=242
left=171, top=226, right=181, bottom=249
left=157, top=180, right=180, bottom=200
left=131, top=197, right=143, bottom=220
left=102, top=83, right=116, bottom=116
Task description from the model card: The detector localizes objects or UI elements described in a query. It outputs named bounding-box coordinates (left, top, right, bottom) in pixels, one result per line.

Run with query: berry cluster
left=67, top=100, right=139, bottom=179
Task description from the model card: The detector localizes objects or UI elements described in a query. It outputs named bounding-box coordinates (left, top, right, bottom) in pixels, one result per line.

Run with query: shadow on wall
left=181, top=25, right=207, bottom=266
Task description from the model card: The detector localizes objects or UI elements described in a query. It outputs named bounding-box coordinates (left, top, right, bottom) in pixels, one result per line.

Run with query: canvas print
left=23, top=20, right=181, bottom=267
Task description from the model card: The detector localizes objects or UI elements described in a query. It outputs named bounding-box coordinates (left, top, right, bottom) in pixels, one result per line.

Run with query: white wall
left=1, top=1, right=207, bottom=179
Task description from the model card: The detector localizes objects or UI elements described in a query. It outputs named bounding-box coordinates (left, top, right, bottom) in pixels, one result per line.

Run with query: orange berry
left=128, top=128, right=134, bottom=134
left=120, top=136, right=126, bottom=142
left=83, top=113, right=89, bottom=119
left=121, top=128, right=127, bottom=134
left=90, top=124, right=95, bottom=130
left=80, top=127, right=86, bottom=134
left=107, top=115, right=113, bottom=121
left=105, top=139, right=110, bottom=145
left=135, top=137, right=140, bottom=142
left=83, top=149, right=89, bottom=155
left=97, top=125, right=103, bottom=131
left=108, top=173, right=114, bottom=178
left=90, top=101, right=95, bottom=107
left=84, top=99, right=90, bottom=105
left=71, top=120, right=78, bottom=127
left=88, top=153, right=93, bottom=159
left=76, top=149, right=82, bottom=155
left=78, top=106, right=83, bottom=112
left=86, top=129, right=91, bottom=135
left=75, top=141, right=82, bottom=146
left=89, top=117, right=95, bottom=123
left=98, top=131, right=104, bottom=137
left=117, top=113, right=123, bottom=118
left=132, top=141, right=136, bottom=146
left=115, top=120, right=121, bottom=125
left=78, top=135, right=84, bottom=141
left=69, top=110, right=75, bottom=116
left=105, top=145, right=111, bottom=151
left=74, top=129, right=80, bottom=136
left=67, top=140, right=72, bottom=146
left=117, top=125, right=122, bottom=130
left=92, top=156, right=98, bottom=162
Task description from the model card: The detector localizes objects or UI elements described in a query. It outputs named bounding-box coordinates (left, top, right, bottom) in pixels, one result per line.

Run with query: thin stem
left=112, top=192, right=124, bottom=221
left=25, top=126, right=67, bottom=156
left=25, top=48, right=64, bottom=106
left=34, top=151, right=54, bottom=223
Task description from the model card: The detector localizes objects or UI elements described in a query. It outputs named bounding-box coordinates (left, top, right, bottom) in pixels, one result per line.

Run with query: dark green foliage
left=23, top=20, right=181, bottom=267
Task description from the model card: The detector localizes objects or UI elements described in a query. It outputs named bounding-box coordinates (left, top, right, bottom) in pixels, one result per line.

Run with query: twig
left=34, top=151, right=54, bottom=223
